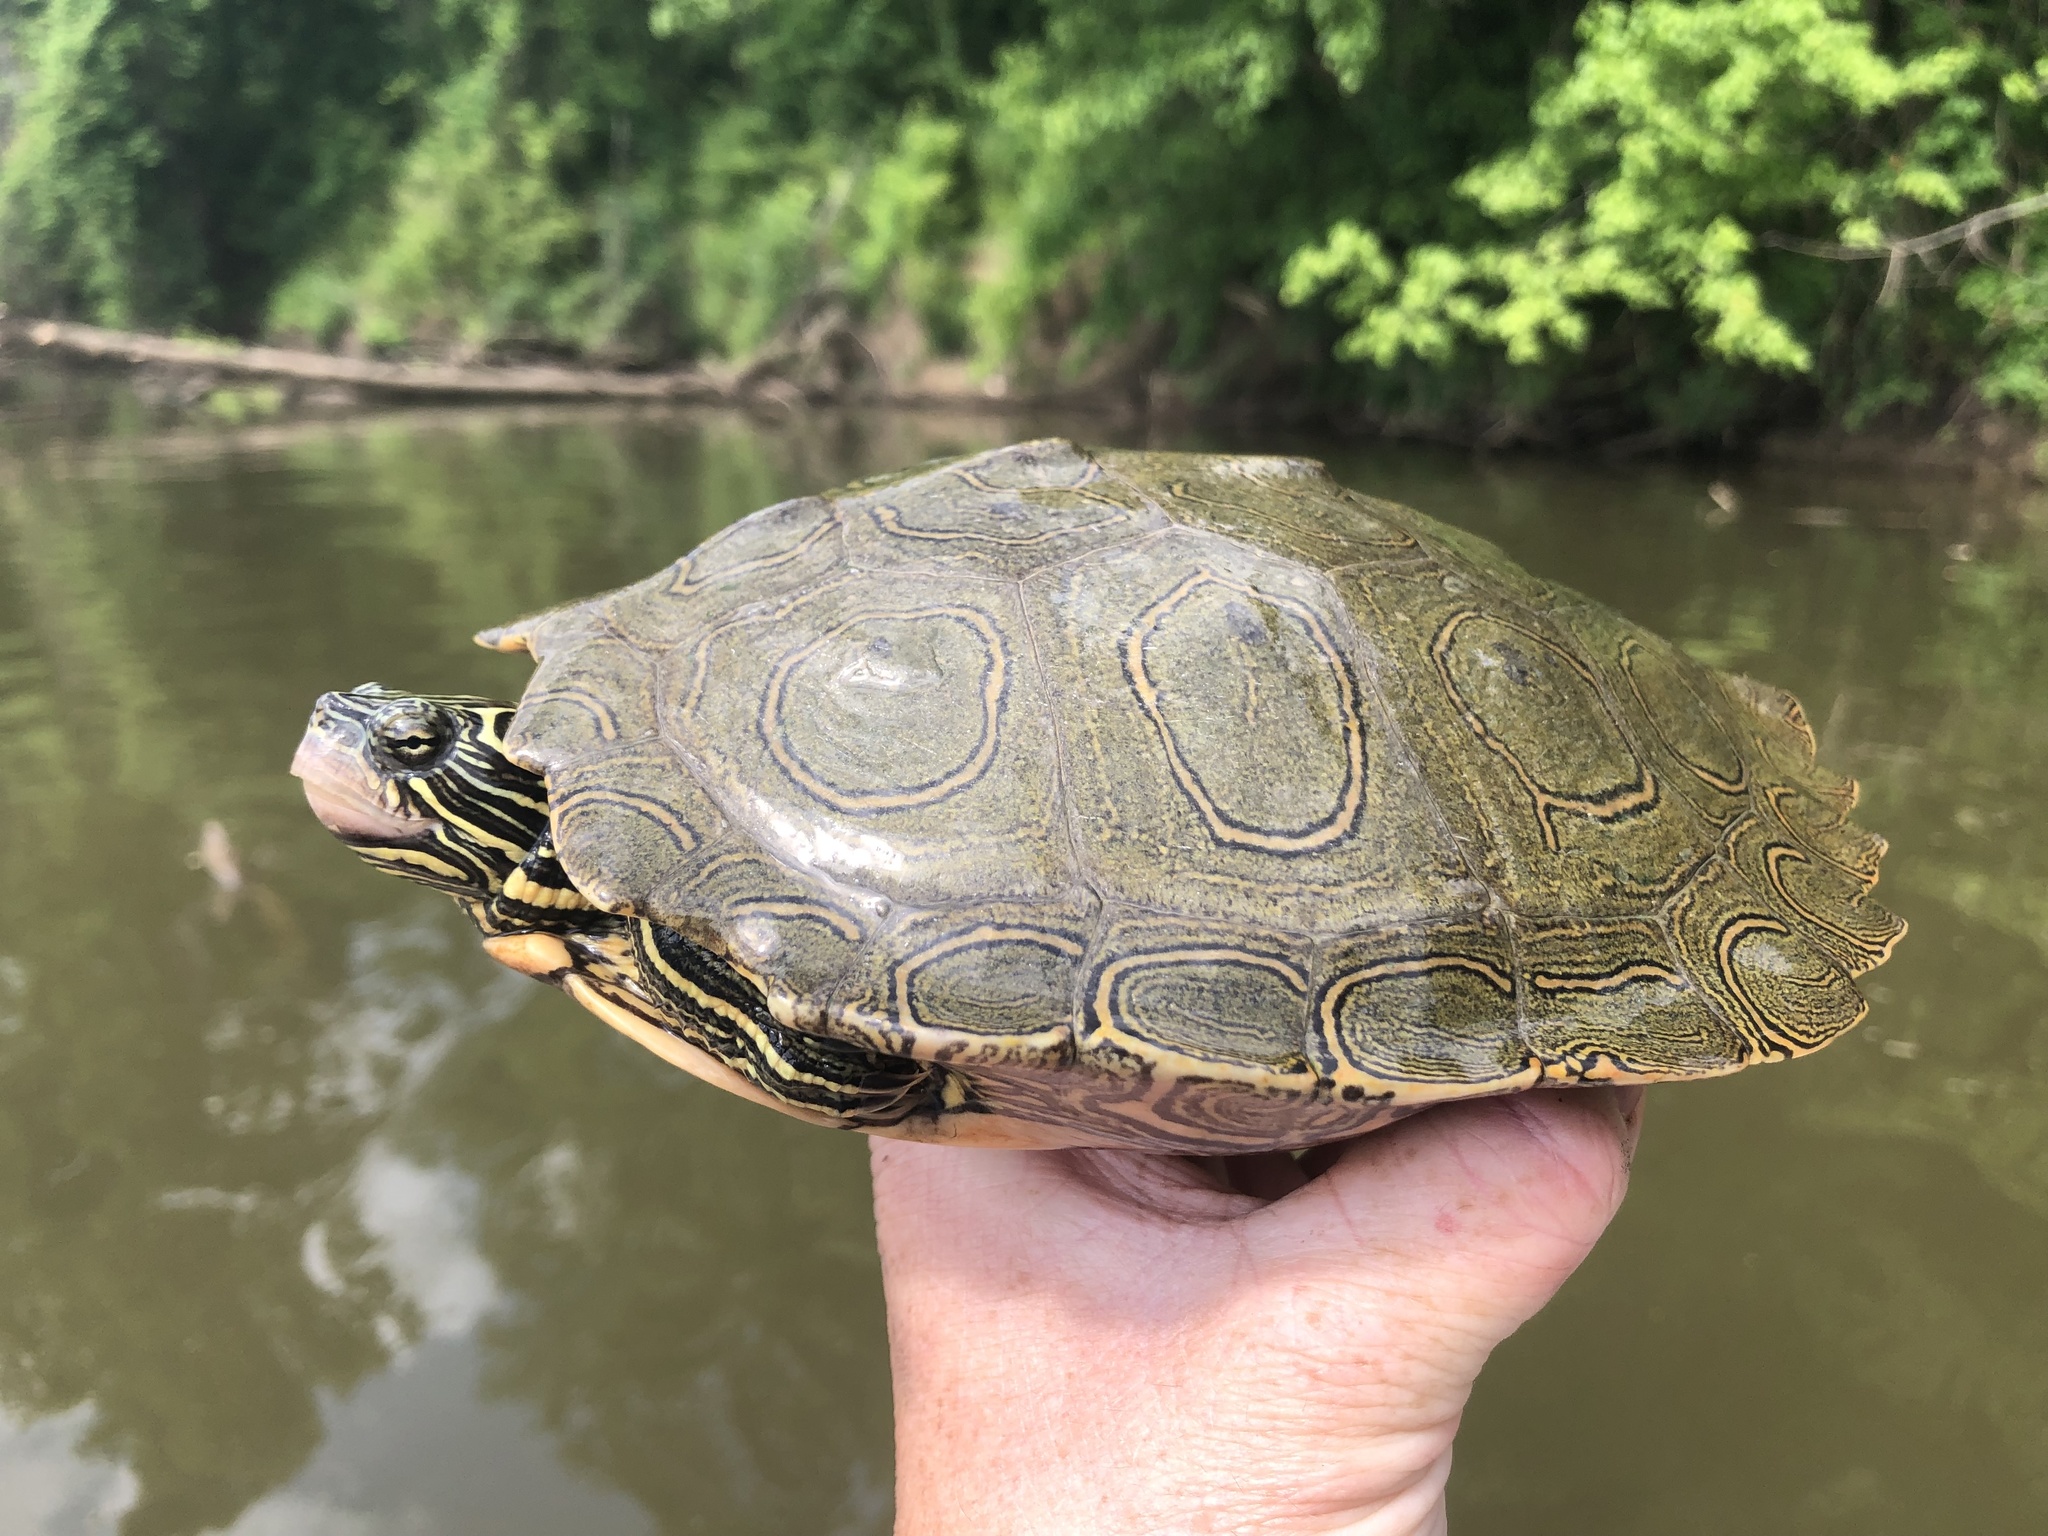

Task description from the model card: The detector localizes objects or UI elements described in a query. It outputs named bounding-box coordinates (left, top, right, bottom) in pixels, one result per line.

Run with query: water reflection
left=0, top=370, right=2043, bottom=1532
left=0, top=395, right=981, bottom=1535
left=0, top=1404, right=140, bottom=1533
left=1436, top=463, right=2048, bottom=1534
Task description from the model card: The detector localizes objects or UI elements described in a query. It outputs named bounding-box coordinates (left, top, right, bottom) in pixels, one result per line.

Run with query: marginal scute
left=474, top=601, right=595, bottom=658
left=1519, top=918, right=1748, bottom=1079
left=834, top=899, right=1092, bottom=1067
left=507, top=634, right=658, bottom=777
left=670, top=844, right=886, bottom=1010
left=1722, top=816, right=1905, bottom=977
left=1665, top=856, right=1866, bottom=1059
left=1081, top=910, right=1315, bottom=1086
left=1311, top=917, right=1532, bottom=1095
left=547, top=742, right=726, bottom=919
left=1694, top=667, right=1884, bottom=883
left=1762, top=778, right=1887, bottom=885
left=1720, top=673, right=1819, bottom=766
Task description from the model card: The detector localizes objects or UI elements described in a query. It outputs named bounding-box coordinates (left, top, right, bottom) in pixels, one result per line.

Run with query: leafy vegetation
left=8, top=0, right=2048, bottom=440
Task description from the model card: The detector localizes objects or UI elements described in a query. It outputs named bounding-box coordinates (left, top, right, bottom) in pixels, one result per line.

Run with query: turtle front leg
left=471, top=833, right=947, bottom=1133
left=468, top=830, right=625, bottom=976
left=477, top=832, right=598, bottom=932
left=629, top=918, right=944, bottom=1130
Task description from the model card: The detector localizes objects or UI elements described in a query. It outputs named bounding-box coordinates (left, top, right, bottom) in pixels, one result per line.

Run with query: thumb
left=1270, top=1086, right=1642, bottom=1361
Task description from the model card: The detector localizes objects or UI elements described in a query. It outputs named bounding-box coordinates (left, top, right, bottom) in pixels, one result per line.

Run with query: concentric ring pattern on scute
left=480, top=438, right=1903, bottom=1148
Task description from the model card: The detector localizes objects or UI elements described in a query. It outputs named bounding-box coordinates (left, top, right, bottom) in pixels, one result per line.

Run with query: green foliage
left=271, top=35, right=600, bottom=350
left=680, top=109, right=841, bottom=359
left=274, top=0, right=700, bottom=352
left=1962, top=257, right=2048, bottom=413
left=0, top=0, right=419, bottom=332
left=969, top=0, right=1389, bottom=367
left=14, top=0, right=2048, bottom=434
left=262, top=0, right=1020, bottom=358
left=1284, top=1, right=1979, bottom=372
left=1281, top=1, right=2048, bottom=431
left=848, top=110, right=972, bottom=349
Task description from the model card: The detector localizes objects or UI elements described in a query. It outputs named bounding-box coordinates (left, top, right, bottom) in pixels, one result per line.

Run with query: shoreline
left=3, top=317, right=1089, bottom=413
left=9, top=317, right=2041, bottom=482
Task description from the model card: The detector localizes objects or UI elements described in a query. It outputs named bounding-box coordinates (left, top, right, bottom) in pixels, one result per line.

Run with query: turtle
left=292, top=439, right=1905, bottom=1153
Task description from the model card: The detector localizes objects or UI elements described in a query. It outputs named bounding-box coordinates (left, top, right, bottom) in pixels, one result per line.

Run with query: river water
left=0, top=362, right=2043, bottom=1534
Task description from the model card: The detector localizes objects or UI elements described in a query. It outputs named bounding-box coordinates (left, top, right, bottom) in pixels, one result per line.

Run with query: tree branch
left=1762, top=190, right=2048, bottom=306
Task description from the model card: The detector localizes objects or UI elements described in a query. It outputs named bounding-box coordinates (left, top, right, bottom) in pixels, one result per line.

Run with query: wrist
left=884, top=1292, right=1465, bottom=1536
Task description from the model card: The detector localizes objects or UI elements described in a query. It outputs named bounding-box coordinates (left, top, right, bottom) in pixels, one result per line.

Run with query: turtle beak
left=292, top=694, right=441, bottom=843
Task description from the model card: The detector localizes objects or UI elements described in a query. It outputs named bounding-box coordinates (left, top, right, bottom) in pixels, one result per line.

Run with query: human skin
left=871, top=1085, right=1645, bottom=1536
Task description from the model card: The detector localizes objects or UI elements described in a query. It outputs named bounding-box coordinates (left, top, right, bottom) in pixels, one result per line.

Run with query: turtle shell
left=477, top=440, right=1903, bottom=1150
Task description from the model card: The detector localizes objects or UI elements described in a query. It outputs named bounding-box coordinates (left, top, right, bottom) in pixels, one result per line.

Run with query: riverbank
left=3, top=317, right=1063, bottom=413
left=9, top=316, right=2043, bottom=482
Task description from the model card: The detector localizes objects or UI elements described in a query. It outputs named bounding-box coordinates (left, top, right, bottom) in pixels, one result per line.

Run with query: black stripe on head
left=297, top=686, right=549, bottom=900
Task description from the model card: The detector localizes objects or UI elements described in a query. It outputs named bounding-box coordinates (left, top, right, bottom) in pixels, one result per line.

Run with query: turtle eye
left=369, top=701, right=455, bottom=771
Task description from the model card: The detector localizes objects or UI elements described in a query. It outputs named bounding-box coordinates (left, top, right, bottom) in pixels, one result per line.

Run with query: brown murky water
left=1, top=361, right=2043, bottom=1534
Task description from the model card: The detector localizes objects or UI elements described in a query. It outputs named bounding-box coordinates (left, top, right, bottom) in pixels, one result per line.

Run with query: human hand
left=871, top=1086, right=1644, bottom=1536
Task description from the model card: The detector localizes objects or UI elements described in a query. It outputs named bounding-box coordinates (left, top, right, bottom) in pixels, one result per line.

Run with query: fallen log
left=10, top=318, right=732, bottom=401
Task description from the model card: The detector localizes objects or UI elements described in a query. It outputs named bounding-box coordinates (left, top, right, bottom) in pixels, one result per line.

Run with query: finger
left=1272, top=1089, right=1636, bottom=1285
left=870, top=1138, right=1254, bottom=1250
left=1611, top=1083, right=1647, bottom=1166
left=1317, top=1084, right=1634, bottom=1202
left=1059, top=1147, right=1264, bottom=1222
left=871, top=1082, right=1644, bottom=1251
left=1295, top=1115, right=1418, bottom=1181
left=1250, top=1091, right=1635, bottom=1373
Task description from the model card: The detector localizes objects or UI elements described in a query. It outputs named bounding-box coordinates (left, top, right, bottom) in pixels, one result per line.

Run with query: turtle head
left=292, top=686, right=547, bottom=899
